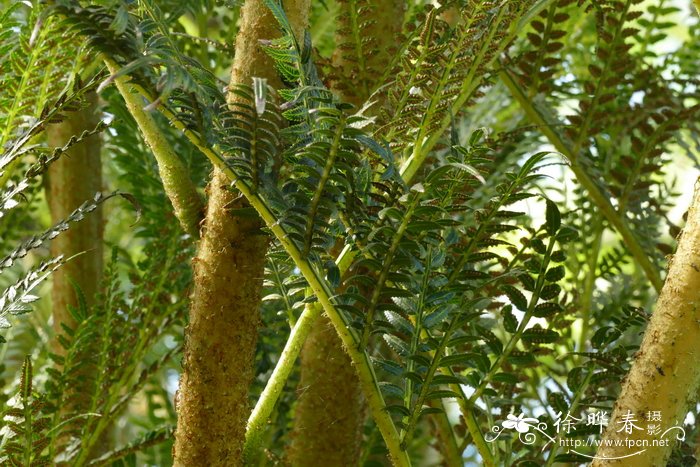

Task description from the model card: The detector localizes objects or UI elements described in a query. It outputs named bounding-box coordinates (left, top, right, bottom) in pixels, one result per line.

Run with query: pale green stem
left=104, top=58, right=203, bottom=238
left=578, top=216, right=604, bottom=352
left=244, top=302, right=323, bottom=462
left=461, top=401, right=495, bottom=467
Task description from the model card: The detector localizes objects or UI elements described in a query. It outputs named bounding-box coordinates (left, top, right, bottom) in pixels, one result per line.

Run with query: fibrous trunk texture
left=288, top=2, right=404, bottom=465
left=47, top=91, right=103, bottom=350
left=287, top=318, right=367, bottom=466
left=593, top=180, right=700, bottom=466
left=173, top=1, right=308, bottom=465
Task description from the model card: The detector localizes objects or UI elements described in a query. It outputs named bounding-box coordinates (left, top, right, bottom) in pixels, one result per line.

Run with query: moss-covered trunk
left=593, top=180, right=700, bottom=466
left=173, top=2, right=308, bottom=465
left=288, top=2, right=404, bottom=465
left=46, top=91, right=103, bottom=350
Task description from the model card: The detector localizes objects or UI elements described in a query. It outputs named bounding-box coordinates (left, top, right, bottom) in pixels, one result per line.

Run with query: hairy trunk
left=593, top=180, right=700, bottom=466
left=173, top=1, right=308, bottom=465
left=287, top=318, right=367, bottom=466
left=47, top=91, right=103, bottom=352
left=288, top=2, right=404, bottom=465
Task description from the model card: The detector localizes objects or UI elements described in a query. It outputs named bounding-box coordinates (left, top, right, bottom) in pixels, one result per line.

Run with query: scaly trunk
left=593, top=180, right=700, bottom=466
left=173, top=1, right=308, bottom=465
left=288, top=2, right=404, bottom=465
left=47, top=91, right=103, bottom=351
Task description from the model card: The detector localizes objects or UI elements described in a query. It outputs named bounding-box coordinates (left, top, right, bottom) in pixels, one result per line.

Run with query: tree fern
left=2, top=0, right=695, bottom=465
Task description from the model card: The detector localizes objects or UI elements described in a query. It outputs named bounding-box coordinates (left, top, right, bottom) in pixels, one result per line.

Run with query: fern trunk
left=287, top=2, right=404, bottom=465
left=593, top=180, right=700, bottom=466
left=46, top=91, right=103, bottom=350
left=287, top=317, right=367, bottom=465
left=46, top=91, right=106, bottom=459
left=329, top=0, right=404, bottom=107
left=172, top=1, right=308, bottom=465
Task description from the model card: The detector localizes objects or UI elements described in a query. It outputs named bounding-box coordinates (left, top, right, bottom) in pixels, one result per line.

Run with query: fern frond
left=0, top=356, right=52, bottom=465
left=354, top=148, right=571, bottom=452
left=0, top=258, right=64, bottom=344
left=564, top=0, right=643, bottom=151
left=46, top=230, right=190, bottom=463
left=633, top=0, right=679, bottom=59
left=86, top=425, right=175, bottom=467
left=0, top=119, right=107, bottom=232
left=372, top=1, right=535, bottom=182
left=0, top=179, right=30, bottom=222
left=262, top=247, right=306, bottom=326
left=215, top=84, right=282, bottom=192
left=1, top=11, right=67, bottom=144
left=0, top=192, right=133, bottom=273
left=500, top=67, right=665, bottom=291
left=0, top=74, right=103, bottom=185
left=515, top=0, right=577, bottom=96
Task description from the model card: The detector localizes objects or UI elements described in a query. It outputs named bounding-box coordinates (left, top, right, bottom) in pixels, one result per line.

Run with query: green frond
left=0, top=3, right=85, bottom=172
left=1, top=74, right=103, bottom=187
left=373, top=1, right=534, bottom=181
left=0, top=356, right=53, bottom=465
left=514, top=0, right=577, bottom=96
left=0, top=192, right=129, bottom=274
left=45, top=230, right=190, bottom=464
left=0, top=258, right=64, bottom=344
left=262, top=246, right=307, bottom=327
left=86, top=425, right=175, bottom=467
